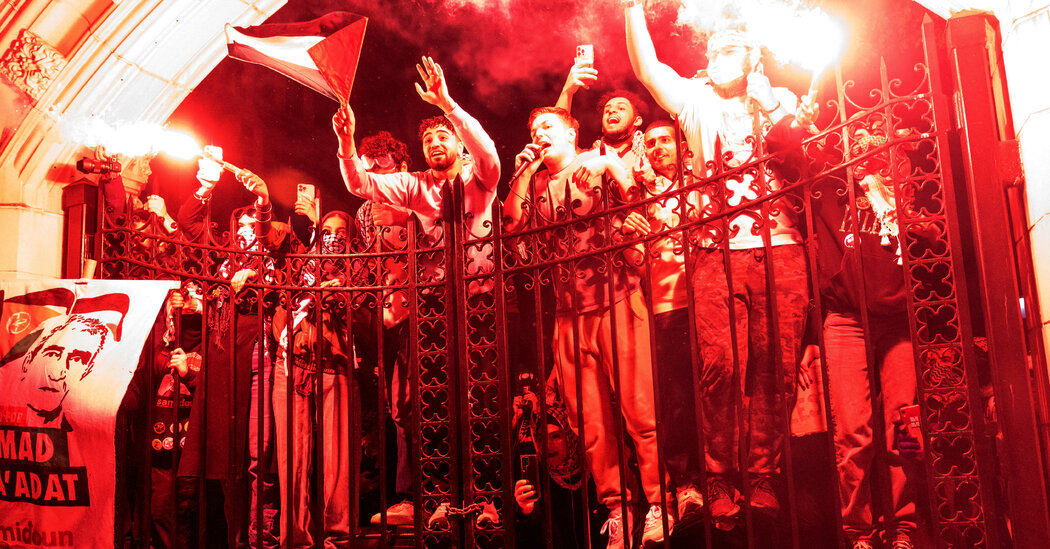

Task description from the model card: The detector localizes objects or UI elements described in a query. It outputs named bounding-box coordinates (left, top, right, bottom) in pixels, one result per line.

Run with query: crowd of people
left=105, top=5, right=935, bottom=549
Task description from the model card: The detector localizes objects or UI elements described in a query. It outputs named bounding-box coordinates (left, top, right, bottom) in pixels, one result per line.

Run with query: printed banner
left=0, top=279, right=176, bottom=548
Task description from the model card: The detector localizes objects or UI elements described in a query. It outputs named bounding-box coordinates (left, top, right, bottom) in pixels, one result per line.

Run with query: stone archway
left=0, top=0, right=286, bottom=279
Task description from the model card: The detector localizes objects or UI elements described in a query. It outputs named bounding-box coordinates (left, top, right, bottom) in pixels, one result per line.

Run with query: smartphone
left=203, top=145, right=223, bottom=162
left=199, top=145, right=224, bottom=182
left=575, top=44, right=594, bottom=67
left=519, top=454, right=540, bottom=500
left=297, top=183, right=316, bottom=203
left=899, top=404, right=923, bottom=451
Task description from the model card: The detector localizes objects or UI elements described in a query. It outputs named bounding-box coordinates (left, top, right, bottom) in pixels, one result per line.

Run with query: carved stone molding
left=0, top=29, right=67, bottom=102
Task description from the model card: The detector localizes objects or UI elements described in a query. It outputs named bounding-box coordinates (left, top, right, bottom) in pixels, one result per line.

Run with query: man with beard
left=333, top=57, right=501, bottom=525
left=620, top=120, right=706, bottom=524
left=333, top=56, right=500, bottom=281
left=556, top=63, right=649, bottom=169
left=272, top=210, right=356, bottom=548
left=625, top=2, right=813, bottom=524
left=505, top=107, right=668, bottom=549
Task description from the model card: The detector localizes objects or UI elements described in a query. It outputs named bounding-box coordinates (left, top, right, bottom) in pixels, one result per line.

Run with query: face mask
left=236, top=224, right=257, bottom=250
left=707, top=57, right=745, bottom=86
left=322, top=231, right=347, bottom=254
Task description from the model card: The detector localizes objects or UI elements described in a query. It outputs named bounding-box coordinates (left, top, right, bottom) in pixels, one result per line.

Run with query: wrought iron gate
left=87, top=12, right=1050, bottom=549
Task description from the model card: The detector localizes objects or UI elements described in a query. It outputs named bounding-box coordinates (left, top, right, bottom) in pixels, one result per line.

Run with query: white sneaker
left=370, top=500, right=414, bottom=525
left=641, top=504, right=674, bottom=545
left=600, top=505, right=630, bottom=549
left=676, top=485, right=704, bottom=521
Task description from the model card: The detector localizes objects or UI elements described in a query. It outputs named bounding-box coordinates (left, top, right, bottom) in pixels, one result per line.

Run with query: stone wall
left=0, top=0, right=286, bottom=279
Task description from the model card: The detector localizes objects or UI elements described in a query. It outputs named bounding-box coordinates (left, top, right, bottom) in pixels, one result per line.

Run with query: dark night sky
left=150, top=0, right=935, bottom=223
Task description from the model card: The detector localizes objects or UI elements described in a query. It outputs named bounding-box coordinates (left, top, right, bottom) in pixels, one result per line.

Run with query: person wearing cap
left=625, top=0, right=813, bottom=523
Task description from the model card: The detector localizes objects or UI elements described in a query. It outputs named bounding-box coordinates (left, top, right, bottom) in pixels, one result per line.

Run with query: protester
left=120, top=286, right=203, bottom=549
left=272, top=210, right=357, bottom=547
left=768, top=117, right=923, bottom=549
left=619, top=119, right=706, bottom=523
left=504, top=106, right=669, bottom=548
left=177, top=155, right=291, bottom=549
left=512, top=380, right=601, bottom=548
left=626, top=3, right=812, bottom=521
left=354, top=131, right=418, bottom=526
left=555, top=59, right=648, bottom=167
left=333, top=56, right=502, bottom=525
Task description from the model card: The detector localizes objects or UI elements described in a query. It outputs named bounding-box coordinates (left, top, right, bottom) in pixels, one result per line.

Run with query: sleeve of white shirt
left=339, top=152, right=419, bottom=208
left=445, top=105, right=501, bottom=193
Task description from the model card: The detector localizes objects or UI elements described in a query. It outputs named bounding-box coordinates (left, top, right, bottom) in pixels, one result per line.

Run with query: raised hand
left=332, top=104, right=356, bottom=141
left=414, top=56, right=455, bottom=113
left=564, top=59, right=598, bottom=94
left=794, top=92, right=820, bottom=130
left=746, top=70, right=779, bottom=113
left=514, top=479, right=538, bottom=515
left=237, top=170, right=269, bottom=204
left=294, top=196, right=318, bottom=224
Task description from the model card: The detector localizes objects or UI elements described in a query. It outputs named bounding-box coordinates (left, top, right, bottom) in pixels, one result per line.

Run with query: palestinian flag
left=225, top=11, right=368, bottom=104
left=0, top=287, right=76, bottom=361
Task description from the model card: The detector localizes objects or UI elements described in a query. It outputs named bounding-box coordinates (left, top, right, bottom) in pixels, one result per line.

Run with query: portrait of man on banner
left=0, top=279, right=175, bottom=548
left=12, top=314, right=110, bottom=430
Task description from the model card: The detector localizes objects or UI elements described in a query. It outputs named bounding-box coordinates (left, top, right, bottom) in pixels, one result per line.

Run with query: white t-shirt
left=677, top=78, right=802, bottom=249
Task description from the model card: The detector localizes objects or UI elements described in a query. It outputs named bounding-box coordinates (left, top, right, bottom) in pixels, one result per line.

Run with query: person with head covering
left=512, top=382, right=598, bottom=548
left=176, top=156, right=291, bottom=549
left=272, top=208, right=358, bottom=548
